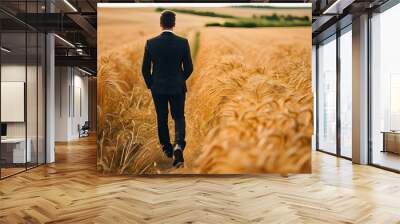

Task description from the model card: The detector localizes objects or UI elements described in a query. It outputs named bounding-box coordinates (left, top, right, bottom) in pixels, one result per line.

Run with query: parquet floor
left=0, top=136, right=400, bottom=224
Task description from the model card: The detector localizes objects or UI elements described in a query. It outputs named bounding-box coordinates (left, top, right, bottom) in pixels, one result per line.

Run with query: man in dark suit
left=142, top=10, right=193, bottom=167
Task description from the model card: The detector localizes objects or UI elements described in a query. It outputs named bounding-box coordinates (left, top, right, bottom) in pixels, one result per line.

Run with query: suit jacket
left=142, top=31, right=193, bottom=95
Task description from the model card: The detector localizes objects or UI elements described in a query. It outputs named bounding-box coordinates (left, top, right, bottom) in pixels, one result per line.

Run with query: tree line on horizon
left=155, top=8, right=311, bottom=28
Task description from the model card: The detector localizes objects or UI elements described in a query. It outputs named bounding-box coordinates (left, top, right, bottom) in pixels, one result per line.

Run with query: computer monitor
left=1, top=123, right=7, bottom=137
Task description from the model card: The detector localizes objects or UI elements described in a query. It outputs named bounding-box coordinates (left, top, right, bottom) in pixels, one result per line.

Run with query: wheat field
left=97, top=7, right=312, bottom=174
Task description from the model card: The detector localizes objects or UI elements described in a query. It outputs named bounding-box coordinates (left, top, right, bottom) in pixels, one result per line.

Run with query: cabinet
left=382, top=132, right=400, bottom=154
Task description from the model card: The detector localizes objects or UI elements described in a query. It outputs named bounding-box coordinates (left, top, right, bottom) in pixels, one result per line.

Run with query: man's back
left=143, top=10, right=189, bottom=167
left=142, top=32, right=193, bottom=94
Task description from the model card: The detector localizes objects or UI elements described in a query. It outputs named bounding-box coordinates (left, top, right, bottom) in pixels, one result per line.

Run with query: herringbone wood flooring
left=1, top=136, right=400, bottom=224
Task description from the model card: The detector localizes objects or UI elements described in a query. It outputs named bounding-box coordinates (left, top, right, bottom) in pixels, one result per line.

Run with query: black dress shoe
left=162, top=144, right=173, bottom=158
left=173, top=144, right=184, bottom=168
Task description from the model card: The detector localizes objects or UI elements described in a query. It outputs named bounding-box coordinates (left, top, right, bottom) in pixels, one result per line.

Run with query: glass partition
left=0, top=1, right=46, bottom=179
left=312, top=45, right=317, bottom=151
left=339, top=26, right=352, bottom=158
left=1, top=31, right=28, bottom=177
left=317, top=35, right=337, bottom=154
left=370, top=3, right=400, bottom=171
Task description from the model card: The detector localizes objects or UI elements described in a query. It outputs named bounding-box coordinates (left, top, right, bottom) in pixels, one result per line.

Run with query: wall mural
left=97, top=3, right=313, bottom=174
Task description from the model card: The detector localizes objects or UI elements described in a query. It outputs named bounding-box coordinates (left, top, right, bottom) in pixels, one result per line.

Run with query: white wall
left=72, top=73, right=89, bottom=138
left=55, top=66, right=70, bottom=141
left=54, top=67, right=89, bottom=141
left=1, top=65, right=34, bottom=138
left=1, top=65, right=26, bottom=143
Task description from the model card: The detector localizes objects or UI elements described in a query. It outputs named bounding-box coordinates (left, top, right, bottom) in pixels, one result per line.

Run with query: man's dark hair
left=160, top=10, right=176, bottom=29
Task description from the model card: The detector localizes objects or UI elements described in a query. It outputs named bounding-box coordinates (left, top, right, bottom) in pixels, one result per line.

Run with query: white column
left=352, top=14, right=369, bottom=164
left=45, top=0, right=56, bottom=163
left=46, top=32, right=55, bottom=163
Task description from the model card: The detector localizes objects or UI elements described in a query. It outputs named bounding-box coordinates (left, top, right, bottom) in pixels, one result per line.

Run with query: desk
left=1, top=138, right=31, bottom=164
left=382, top=131, right=400, bottom=154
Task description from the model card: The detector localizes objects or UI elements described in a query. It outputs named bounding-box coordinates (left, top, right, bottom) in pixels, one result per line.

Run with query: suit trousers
left=151, top=92, right=186, bottom=150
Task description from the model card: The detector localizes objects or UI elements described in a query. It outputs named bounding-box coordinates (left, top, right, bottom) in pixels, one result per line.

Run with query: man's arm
left=182, top=39, right=193, bottom=80
left=142, top=40, right=152, bottom=89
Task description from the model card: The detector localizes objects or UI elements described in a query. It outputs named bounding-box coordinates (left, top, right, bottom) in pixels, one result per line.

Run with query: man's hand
left=142, top=40, right=153, bottom=89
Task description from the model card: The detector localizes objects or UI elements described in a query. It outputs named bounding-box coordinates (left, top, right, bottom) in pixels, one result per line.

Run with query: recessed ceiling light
left=54, top=34, right=75, bottom=48
left=78, top=67, right=93, bottom=76
left=323, top=0, right=354, bottom=15
left=1, top=47, right=11, bottom=53
left=63, top=0, right=78, bottom=12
